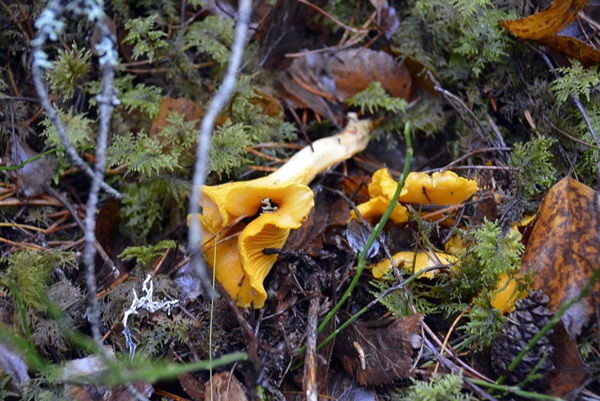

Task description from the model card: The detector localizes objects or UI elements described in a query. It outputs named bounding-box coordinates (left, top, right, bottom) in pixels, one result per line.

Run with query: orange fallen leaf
left=150, top=97, right=228, bottom=137
left=500, top=0, right=588, bottom=40
left=538, top=35, right=600, bottom=68
left=500, top=0, right=600, bottom=66
left=520, top=176, right=600, bottom=338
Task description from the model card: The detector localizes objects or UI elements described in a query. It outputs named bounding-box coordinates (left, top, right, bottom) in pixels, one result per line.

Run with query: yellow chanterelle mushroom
left=191, top=114, right=372, bottom=308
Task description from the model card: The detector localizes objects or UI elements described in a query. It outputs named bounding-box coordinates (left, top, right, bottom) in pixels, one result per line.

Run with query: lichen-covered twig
left=187, top=0, right=252, bottom=298
left=32, top=0, right=120, bottom=350
left=31, top=0, right=121, bottom=200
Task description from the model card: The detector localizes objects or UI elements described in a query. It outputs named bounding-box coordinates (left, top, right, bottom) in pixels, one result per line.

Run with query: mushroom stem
left=263, top=114, right=372, bottom=186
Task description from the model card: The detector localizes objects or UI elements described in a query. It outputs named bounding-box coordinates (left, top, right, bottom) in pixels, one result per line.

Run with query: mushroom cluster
left=351, top=167, right=478, bottom=281
left=192, top=115, right=372, bottom=308
left=351, top=168, right=480, bottom=225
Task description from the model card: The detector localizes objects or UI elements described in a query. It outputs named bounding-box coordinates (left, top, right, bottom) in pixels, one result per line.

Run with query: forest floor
left=1, top=0, right=600, bottom=400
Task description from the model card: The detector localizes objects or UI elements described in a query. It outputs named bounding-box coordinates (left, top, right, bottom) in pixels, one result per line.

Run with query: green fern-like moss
left=1, top=250, right=76, bottom=311
left=389, top=371, right=471, bottom=401
left=347, top=81, right=408, bottom=114
left=46, top=42, right=91, bottom=100
left=123, top=15, right=168, bottom=63
left=118, top=240, right=177, bottom=268
left=510, top=136, right=557, bottom=199
left=552, top=60, right=600, bottom=105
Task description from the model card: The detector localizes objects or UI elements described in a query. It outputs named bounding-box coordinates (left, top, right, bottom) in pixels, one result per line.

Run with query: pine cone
left=490, top=290, right=555, bottom=390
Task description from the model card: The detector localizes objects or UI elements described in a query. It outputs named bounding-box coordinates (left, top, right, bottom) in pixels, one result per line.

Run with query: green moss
left=389, top=371, right=471, bottom=401
left=46, top=42, right=91, bottom=100
left=552, top=60, right=600, bottom=105
left=118, top=240, right=177, bottom=268
left=123, top=15, right=168, bottom=63
left=510, top=136, right=556, bottom=199
left=0, top=250, right=75, bottom=311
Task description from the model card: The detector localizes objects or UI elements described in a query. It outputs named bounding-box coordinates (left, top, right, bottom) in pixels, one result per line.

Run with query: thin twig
left=43, top=184, right=119, bottom=277
left=83, top=19, right=120, bottom=348
left=303, top=277, right=320, bottom=401
left=440, top=147, right=511, bottom=172
left=188, top=0, right=252, bottom=298
left=297, top=0, right=369, bottom=34
left=30, top=2, right=121, bottom=200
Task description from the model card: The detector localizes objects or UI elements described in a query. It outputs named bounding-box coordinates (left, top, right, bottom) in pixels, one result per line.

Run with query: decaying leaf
left=520, top=176, right=600, bottom=338
left=328, top=48, right=411, bottom=102
left=149, top=97, right=230, bottom=138
left=285, top=195, right=352, bottom=256
left=335, top=314, right=423, bottom=385
left=276, top=48, right=411, bottom=119
left=538, top=35, right=600, bottom=67
left=205, top=372, right=248, bottom=401
left=500, top=0, right=588, bottom=40
left=179, top=372, right=205, bottom=401
left=546, top=324, right=590, bottom=398
left=11, top=133, right=56, bottom=197
left=500, top=0, right=600, bottom=66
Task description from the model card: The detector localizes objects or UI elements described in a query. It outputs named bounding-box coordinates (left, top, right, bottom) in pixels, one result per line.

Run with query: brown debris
left=335, top=314, right=423, bottom=385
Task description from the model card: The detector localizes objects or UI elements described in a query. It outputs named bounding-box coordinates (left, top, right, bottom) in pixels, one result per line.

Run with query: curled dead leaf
left=500, top=0, right=600, bottom=66
left=500, top=0, right=589, bottom=40
left=538, top=35, right=600, bottom=67
left=520, top=176, right=600, bottom=338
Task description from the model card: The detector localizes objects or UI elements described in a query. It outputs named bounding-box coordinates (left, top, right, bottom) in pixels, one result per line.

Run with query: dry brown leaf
left=334, top=315, right=423, bottom=385
left=545, top=325, right=590, bottom=398
left=520, top=176, right=600, bottom=338
left=179, top=372, right=205, bottom=401
left=276, top=48, right=411, bottom=120
left=328, top=48, right=411, bottom=101
left=11, top=133, right=56, bottom=197
left=500, top=0, right=589, bottom=40
left=205, top=372, right=248, bottom=401
left=149, top=97, right=228, bottom=137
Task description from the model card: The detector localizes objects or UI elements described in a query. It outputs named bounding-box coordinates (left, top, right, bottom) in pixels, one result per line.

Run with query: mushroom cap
left=490, top=273, right=527, bottom=314
left=193, top=115, right=372, bottom=308
left=352, top=195, right=408, bottom=224
left=199, top=180, right=314, bottom=308
left=370, top=169, right=479, bottom=205
left=371, top=251, right=456, bottom=279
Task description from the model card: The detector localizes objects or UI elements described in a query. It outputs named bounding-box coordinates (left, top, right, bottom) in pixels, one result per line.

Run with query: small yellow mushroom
left=371, top=250, right=456, bottom=279
left=490, top=273, right=527, bottom=314
left=443, top=225, right=529, bottom=314
left=351, top=168, right=479, bottom=223
left=192, top=115, right=372, bottom=308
